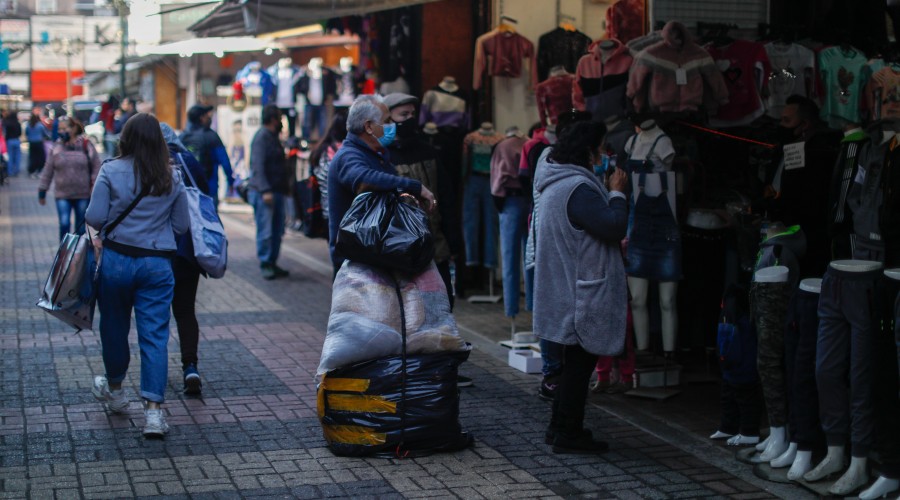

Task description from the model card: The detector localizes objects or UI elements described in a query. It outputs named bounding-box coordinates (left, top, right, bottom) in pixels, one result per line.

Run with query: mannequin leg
left=859, top=477, right=900, bottom=499
left=658, top=281, right=678, bottom=352
left=830, top=456, right=869, bottom=495
left=787, top=450, right=814, bottom=480
left=770, top=442, right=798, bottom=468
left=804, top=445, right=846, bottom=482
left=751, top=281, right=791, bottom=460
left=628, top=277, right=650, bottom=350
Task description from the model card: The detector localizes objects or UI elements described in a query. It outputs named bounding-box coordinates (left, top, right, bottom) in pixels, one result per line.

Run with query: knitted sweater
left=38, top=136, right=101, bottom=200
left=627, top=21, right=728, bottom=113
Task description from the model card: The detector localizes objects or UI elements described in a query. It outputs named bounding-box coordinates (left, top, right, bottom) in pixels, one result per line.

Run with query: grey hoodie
left=532, top=155, right=628, bottom=356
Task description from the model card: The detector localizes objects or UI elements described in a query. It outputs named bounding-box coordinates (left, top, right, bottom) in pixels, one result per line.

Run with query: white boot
left=804, top=445, right=846, bottom=482
left=829, top=457, right=868, bottom=496
left=755, top=433, right=771, bottom=451
left=859, top=476, right=900, bottom=500
left=769, top=442, right=798, bottom=468
left=726, top=434, right=760, bottom=446
left=759, top=426, right=789, bottom=461
left=787, top=450, right=813, bottom=481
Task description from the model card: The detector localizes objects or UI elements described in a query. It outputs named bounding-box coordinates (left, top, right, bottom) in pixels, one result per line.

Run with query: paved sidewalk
left=0, top=177, right=809, bottom=499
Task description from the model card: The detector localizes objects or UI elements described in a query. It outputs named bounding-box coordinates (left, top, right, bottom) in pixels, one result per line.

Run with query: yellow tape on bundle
left=321, top=377, right=371, bottom=392
left=322, top=424, right=387, bottom=445
left=327, top=394, right=397, bottom=413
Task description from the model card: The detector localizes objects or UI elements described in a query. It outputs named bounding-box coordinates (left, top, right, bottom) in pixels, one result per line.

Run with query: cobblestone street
left=0, top=177, right=812, bottom=499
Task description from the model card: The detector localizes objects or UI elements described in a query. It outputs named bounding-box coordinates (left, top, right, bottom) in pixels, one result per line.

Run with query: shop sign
left=30, top=16, right=120, bottom=72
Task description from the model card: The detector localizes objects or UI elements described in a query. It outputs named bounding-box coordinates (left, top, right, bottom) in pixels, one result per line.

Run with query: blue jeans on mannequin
left=462, top=175, right=498, bottom=268
left=303, top=104, right=328, bottom=141
left=97, top=248, right=174, bottom=403
left=498, top=195, right=533, bottom=317
left=55, top=198, right=89, bottom=241
left=249, top=190, right=285, bottom=265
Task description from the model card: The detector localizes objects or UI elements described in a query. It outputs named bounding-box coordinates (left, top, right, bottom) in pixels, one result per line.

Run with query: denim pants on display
left=462, top=174, right=498, bottom=268
left=499, top=195, right=532, bottom=317
left=816, top=266, right=881, bottom=458
left=6, top=138, right=21, bottom=176
left=751, top=280, right=791, bottom=428
left=303, top=104, right=328, bottom=140
left=784, top=288, right=824, bottom=452
left=249, top=190, right=285, bottom=265
left=55, top=198, right=89, bottom=241
left=97, top=248, right=174, bottom=403
left=873, top=277, right=900, bottom=478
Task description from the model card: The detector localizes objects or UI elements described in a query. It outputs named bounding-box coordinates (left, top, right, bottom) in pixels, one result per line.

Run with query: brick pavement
left=0, top=177, right=811, bottom=499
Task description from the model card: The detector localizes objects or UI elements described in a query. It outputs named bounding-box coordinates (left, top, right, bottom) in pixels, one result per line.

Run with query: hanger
left=558, top=13, right=576, bottom=32
left=499, top=15, right=517, bottom=33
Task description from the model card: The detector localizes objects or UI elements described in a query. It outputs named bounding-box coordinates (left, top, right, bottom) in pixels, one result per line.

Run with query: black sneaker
left=183, top=364, right=202, bottom=395
left=457, top=375, right=473, bottom=388
left=261, top=264, right=276, bottom=280
left=538, top=376, right=559, bottom=401
left=552, top=432, right=609, bottom=455
left=272, top=264, right=290, bottom=278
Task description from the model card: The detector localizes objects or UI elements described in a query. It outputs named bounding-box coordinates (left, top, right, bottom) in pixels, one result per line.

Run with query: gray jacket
left=85, top=157, right=189, bottom=252
left=532, top=155, right=628, bottom=356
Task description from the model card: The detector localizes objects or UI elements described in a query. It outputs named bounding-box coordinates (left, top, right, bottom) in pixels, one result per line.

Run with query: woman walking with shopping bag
left=38, top=117, right=102, bottom=241
left=85, top=113, right=189, bottom=438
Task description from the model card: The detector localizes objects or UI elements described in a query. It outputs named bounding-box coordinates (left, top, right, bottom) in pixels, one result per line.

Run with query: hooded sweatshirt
left=573, top=39, right=633, bottom=122
left=627, top=21, right=729, bottom=114
left=532, top=152, right=628, bottom=356
left=755, top=226, right=807, bottom=290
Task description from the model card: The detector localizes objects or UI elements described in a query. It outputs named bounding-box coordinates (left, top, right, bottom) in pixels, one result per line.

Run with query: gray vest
left=533, top=160, right=627, bottom=356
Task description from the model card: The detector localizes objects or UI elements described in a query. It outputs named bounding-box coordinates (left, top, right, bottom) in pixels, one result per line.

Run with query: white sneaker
left=142, top=407, right=169, bottom=438
left=91, top=376, right=129, bottom=413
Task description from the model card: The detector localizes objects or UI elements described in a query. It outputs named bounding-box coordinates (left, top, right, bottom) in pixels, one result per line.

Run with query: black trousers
left=874, top=277, right=900, bottom=479
left=784, top=288, right=824, bottom=452
left=28, top=141, right=44, bottom=174
left=719, top=381, right=762, bottom=436
left=550, top=344, right=598, bottom=437
left=172, top=257, right=201, bottom=369
left=280, top=107, right=297, bottom=138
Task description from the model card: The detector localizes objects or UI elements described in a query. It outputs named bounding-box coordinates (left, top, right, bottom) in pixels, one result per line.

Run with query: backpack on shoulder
left=177, top=153, right=228, bottom=278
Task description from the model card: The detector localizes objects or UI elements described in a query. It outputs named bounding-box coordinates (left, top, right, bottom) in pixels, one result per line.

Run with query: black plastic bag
left=317, top=349, right=472, bottom=458
left=335, top=191, right=434, bottom=274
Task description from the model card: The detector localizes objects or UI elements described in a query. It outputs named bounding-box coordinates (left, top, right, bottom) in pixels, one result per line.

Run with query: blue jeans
left=498, top=195, right=532, bottom=317
left=303, top=104, right=328, bottom=141
left=249, top=190, right=285, bottom=265
left=55, top=198, right=88, bottom=241
left=462, top=175, right=498, bottom=268
left=541, top=338, right=564, bottom=378
left=97, top=248, right=174, bottom=403
left=6, top=138, right=21, bottom=176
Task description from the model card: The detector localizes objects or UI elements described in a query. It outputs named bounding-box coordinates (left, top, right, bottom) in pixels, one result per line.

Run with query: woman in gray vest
left=533, top=120, right=629, bottom=454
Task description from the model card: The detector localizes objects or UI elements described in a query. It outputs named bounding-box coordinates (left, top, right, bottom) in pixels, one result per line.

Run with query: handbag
left=36, top=182, right=149, bottom=331
left=176, top=153, right=228, bottom=278
left=335, top=191, right=434, bottom=274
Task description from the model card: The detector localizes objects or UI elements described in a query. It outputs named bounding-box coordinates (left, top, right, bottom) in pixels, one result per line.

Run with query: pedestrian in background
left=25, top=112, right=49, bottom=178
left=180, top=104, right=234, bottom=208
left=37, top=117, right=101, bottom=240
left=533, top=120, right=629, bottom=454
left=2, top=110, right=22, bottom=177
left=249, top=105, right=290, bottom=280
left=85, top=113, right=189, bottom=438
left=309, top=112, right=347, bottom=223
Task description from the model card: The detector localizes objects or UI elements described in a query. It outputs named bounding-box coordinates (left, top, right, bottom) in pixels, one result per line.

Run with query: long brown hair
left=117, top=113, right=172, bottom=196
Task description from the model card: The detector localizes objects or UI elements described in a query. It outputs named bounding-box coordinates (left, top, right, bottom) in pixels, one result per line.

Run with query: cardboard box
left=508, top=349, right=542, bottom=374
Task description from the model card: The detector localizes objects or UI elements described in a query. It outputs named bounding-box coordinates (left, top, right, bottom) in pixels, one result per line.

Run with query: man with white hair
left=327, top=94, right=435, bottom=275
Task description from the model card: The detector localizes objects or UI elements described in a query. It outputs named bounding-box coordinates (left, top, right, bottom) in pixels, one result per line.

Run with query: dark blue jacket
left=327, top=133, right=423, bottom=268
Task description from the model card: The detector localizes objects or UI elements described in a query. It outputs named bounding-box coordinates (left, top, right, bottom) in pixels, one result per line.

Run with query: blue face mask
left=377, top=122, right=396, bottom=147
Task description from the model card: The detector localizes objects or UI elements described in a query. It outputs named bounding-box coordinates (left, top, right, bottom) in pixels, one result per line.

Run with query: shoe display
left=183, top=364, right=202, bottom=395
left=538, top=376, right=559, bottom=401
left=91, top=376, right=129, bottom=413
left=142, top=406, right=169, bottom=438
left=457, top=375, right=474, bottom=388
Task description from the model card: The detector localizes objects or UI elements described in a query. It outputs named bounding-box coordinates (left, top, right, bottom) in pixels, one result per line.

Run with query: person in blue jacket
left=180, top=104, right=234, bottom=209
left=326, top=94, right=435, bottom=276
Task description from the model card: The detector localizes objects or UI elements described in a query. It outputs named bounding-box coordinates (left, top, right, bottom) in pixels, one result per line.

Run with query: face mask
left=593, top=154, right=611, bottom=177
left=376, top=122, right=396, bottom=147
left=777, top=125, right=800, bottom=144
left=395, top=117, right=417, bottom=139
left=60, top=132, right=71, bottom=143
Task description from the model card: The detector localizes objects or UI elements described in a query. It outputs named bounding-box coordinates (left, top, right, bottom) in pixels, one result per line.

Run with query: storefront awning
left=137, top=37, right=283, bottom=56
left=189, top=0, right=443, bottom=38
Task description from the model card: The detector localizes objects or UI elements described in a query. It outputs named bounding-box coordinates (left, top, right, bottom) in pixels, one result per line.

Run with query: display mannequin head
left=439, top=76, right=458, bottom=93
left=278, top=57, right=292, bottom=69
left=347, top=94, right=394, bottom=150
left=478, top=122, right=495, bottom=135
left=309, top=57, right=323, bottom=71
left=248, top=61, right=261, bottom=73
left=780, top=94, right=820, bottom=142
left=340, top=57, right=353, bottom=73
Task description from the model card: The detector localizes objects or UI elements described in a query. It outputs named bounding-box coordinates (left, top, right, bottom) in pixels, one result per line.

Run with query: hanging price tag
left=675, top=68, right=688, bottom=85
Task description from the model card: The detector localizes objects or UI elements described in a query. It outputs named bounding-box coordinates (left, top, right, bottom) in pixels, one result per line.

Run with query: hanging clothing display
left=605, top=0, right=646, bottom=44
left=819, top=45, right=868, bottom=128
left=535, top=72, right=575, bottom=125
left=627, top=22, right=729, bottom=114
left=625, top=172, right=682, bottom=281
left=491, top=135, right=530, bottom=318
left=473, top=31, right=538, bottom=90
left=706, top=39, right=771, bottom=127
left=828, top=129, right=867, bottom=260
left=872, top=276, right=900, bottom=483
left=863, top=65, right=900, bottom=120
left=462, top=129, right=505, bottom=268
left=859, top=58, right=886, bottom=122
left=751, top=279, right=791, bottom=431
left=764, top=42, right=816, bottom=119
left=848, top=130, right=900, bottom=265
left=419, top=86, right=469, bottom=130
left=623, top=127, right=675, bottom=173
left=236, top=62, right=275, bottom=105
left=784, top=285, right=825, bottom=455
left=573, top=39, right=633, bottom=122
left=536, top=27, right=592, bottom=82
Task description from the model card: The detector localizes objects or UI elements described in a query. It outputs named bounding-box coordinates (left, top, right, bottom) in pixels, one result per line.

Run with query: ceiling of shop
left=189, top=0, right=443, bottom=38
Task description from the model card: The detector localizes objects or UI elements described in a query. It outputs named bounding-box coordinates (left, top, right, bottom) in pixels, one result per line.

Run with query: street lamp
left=50, top=37, right=85, bottom=117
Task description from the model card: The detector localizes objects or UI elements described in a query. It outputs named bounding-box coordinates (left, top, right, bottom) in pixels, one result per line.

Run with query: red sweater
left=536, top=74, right=575, bottom=125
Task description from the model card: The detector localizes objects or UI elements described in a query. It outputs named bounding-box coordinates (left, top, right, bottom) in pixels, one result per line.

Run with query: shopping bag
left=335, top=191, right=434, bottom=274
left=177, top=153, right=228, bottom=278
left=36, top=233, right=99, bottom=331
